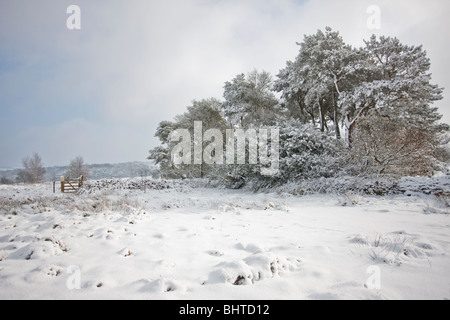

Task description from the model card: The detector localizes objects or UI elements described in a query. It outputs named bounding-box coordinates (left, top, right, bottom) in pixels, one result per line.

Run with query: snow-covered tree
left=274, top=27, right=360, bottom=139
left=175, top=98, right=228, bottom=178
left=148, top=121, right=182, bottom=179
left=149, top=29, right=449, bottom=183
left=223, top=70, right=279, bottom=127
left=273, top=60, right=311, bottom=123
left=340, top=35, right=445, bottom=147
left=274, top=28, right=448, bottom=177
left=149, top=98, right=228, bottom=179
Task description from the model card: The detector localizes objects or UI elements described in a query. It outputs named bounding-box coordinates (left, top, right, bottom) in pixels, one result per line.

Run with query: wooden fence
left=59, top=176, right=84, bottom=193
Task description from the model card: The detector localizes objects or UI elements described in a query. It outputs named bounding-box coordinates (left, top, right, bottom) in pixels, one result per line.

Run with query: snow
left=0, top=178, right=449, bottom=300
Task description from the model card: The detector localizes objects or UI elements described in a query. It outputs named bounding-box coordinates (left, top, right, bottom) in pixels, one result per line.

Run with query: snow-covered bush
left=276, top=121, right=342, bottom=181
left=423, top=191, right=450, bottom=215
left=339, top=192, right=364, bottom=206
left=271, top=175, right=398, bottom=196
left=226, top=120, right=342, bottom=190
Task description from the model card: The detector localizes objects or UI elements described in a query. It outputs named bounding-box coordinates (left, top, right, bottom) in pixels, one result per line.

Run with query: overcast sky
left=0, top=0, right=449, bottom=168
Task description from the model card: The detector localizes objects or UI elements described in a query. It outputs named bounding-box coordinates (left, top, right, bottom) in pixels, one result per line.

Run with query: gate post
left=61, top=176, right=65, bottom=193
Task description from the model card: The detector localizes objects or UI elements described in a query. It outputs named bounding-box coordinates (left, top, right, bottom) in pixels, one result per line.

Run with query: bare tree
left=18, top=153, right=46, bottom=183
left=137, top=167, right=151, bottom=193
left=0, top=175, right=14, bottom=185
left=349, top=114, right=448, bottom=176
left=66, top=156, right=90, bottom=180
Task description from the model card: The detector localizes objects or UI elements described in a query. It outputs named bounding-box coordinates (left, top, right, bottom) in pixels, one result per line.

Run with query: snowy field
left=0, top=178, right=449, bottom=300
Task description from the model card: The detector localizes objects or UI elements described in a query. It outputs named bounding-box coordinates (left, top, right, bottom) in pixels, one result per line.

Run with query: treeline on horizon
left=0, top=157, right=157, bottom=185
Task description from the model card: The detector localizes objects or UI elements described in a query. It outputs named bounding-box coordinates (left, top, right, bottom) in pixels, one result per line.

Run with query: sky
left=0, top=0, right=449, bottom=168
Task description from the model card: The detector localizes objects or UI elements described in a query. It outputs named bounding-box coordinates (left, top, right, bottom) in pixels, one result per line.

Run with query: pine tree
left=148, top=121, right=181, bottom=179
left=222, top=70, right=278, bottom=128
left=274, top=27, right=360, bottom=140
left=340, top=35, right=445, bottom=146
left=149, top=98, right=228, bottom=179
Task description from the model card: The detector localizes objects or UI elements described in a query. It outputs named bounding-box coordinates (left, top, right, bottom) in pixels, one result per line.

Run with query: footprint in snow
left=207, top=250, right=224, bottom=257
left=119, top=248, right=133, bottom=257
left=235, top=242, right=264, bottom=253
left=139, top=278, right=183, bottom=293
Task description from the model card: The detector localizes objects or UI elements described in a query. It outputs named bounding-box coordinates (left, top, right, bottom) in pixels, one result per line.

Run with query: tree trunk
left=344, top=104, right=370, bottom=147
left=332, top=92, right=341, bottom=140
left=297, top=92, right=308, bottom=124
left=344, top=114, right=354, bottom=148
left=318, top=98, right=325, bottom=132
left=334, top=109, right=341, bottom=140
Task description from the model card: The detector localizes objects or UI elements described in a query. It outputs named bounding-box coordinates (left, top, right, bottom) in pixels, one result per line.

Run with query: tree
left=349, top=112, right=449, bottom=176
left=149, top=98, right=228, bottom=179
left=0, top=176, right=14, bottom=185
left=222, top=69, right=279, bottom=128
left=175, top=98, right=228, bottom=178
left=148, top=120, right=187, bottom=179
left=340, top=35, right=445, bottom=147
left=273, top=60, right=312, bottom=123
left=274, top=27, right=361, bottom=139
left=275, top=29, right=445, bottom=148
left=66, top=156, right=90, bottom=180
left=339, top=35, right=448, bottom=174
left=149, top=29, right=449, bottom=183
left=18, top=153, right=46, bottom=183
left=275, top=28, right=448, bottom=177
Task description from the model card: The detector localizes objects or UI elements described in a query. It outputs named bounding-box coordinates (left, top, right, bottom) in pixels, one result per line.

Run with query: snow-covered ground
left=0, top=178, right=449, bottom=300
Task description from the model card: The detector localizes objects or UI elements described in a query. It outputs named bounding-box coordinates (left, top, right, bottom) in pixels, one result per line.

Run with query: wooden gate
left=60, top=176, right=84, bottom=193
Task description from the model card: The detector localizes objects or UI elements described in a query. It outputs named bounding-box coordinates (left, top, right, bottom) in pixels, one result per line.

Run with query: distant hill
left=0, top=161, right=159, bottom=184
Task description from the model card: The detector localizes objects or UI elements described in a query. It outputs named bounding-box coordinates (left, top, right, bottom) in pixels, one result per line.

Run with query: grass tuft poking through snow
left=350, top=231, right=443, bottom=267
